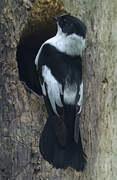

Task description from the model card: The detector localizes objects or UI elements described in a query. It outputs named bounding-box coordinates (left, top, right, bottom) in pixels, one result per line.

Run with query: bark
left=0, top=0, right=117, bottom=179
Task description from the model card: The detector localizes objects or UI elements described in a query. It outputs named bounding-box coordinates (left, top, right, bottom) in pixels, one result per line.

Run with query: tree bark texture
left=0, top=0, right=117, bottom=179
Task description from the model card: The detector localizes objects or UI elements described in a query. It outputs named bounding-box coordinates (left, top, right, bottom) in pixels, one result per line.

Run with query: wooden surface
left=0, top=0, right=117, bottom=179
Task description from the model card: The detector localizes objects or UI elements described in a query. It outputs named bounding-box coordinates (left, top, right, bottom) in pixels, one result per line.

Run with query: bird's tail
left=39, top=117, right=86, bottom=171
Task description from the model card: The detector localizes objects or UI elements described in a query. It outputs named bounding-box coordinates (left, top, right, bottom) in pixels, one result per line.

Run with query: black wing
left=38, top=44, right=83, bottom=146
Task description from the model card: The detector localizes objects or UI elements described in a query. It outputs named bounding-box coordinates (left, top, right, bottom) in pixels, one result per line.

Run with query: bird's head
left=53, top=14, right=86, bottom=39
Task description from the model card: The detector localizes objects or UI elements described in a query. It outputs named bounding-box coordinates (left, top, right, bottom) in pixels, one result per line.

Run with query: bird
left=35, top=14, right=87, bottom=171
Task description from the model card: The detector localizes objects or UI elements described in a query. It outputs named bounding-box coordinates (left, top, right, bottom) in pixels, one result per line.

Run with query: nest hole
left=16, top=0, right=67, bottom=94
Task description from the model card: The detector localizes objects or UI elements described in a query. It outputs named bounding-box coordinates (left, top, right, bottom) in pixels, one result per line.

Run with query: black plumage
left=36, top=15, right=87, bottom=171
left=18, top=14, right=87, bottom=171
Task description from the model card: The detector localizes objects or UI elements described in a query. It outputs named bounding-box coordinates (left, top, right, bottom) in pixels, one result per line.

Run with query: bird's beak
left=52, top=16, right=58, bottom=21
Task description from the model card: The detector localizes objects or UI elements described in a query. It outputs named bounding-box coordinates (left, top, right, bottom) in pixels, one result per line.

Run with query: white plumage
left=64, top=81, right=77, bottom=105
left=77, top=82, right=83, bottom=114
left=42, top=65, right=63, bottom=115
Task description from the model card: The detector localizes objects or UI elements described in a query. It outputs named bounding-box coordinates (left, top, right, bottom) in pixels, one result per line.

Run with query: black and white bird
left=34, top=14, right=87, bottom=171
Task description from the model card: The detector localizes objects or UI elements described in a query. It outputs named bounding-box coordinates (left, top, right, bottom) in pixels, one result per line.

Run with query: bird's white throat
left=47, top=24, right=85, bottom=57
left=35, top=25, right=85, bottom=68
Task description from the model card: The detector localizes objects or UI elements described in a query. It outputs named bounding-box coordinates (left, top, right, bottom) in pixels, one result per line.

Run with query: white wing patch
left=77, top=82, right=83, bottom=114
left=64, top=81, right=77, bottom=105
left=42, top=65, right=63, bottom=116
left=41, top=83, right=46, bottom=96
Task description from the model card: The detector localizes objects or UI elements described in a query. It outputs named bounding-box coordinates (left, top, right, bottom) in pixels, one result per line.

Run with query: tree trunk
left=0, top=0, right=117, bottom=179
